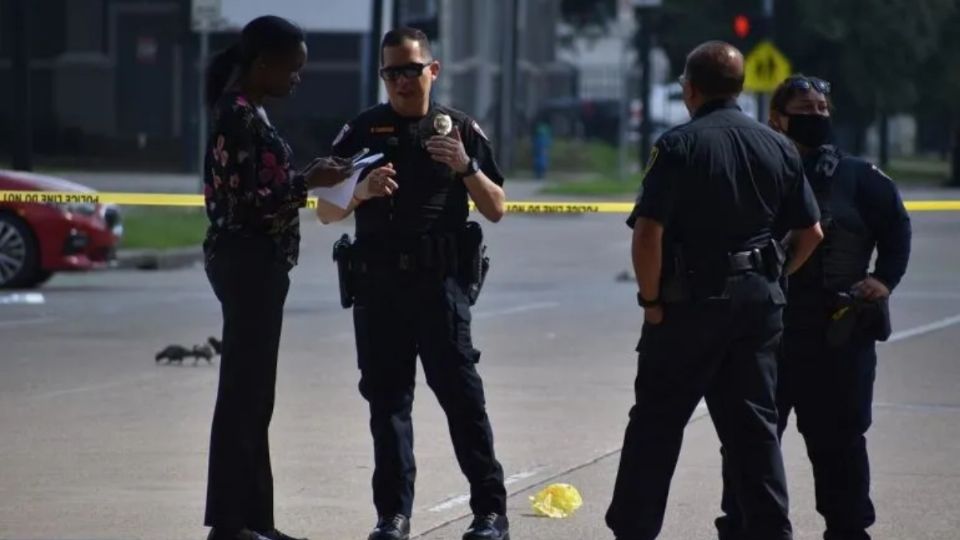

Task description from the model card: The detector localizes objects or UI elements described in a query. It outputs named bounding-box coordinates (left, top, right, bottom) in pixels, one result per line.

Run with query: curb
left=114, top=245, right=204, bottom=271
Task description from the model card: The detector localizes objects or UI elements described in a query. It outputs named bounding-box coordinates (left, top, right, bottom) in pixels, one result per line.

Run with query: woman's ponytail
left=204, top=44, right=241, bottom=110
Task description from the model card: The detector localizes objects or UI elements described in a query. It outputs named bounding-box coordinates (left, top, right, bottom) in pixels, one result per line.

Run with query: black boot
left=462, top=513, right=509, bottom=540
left=368, top=514, right=410, bottom=540
left=206, top=528, right=270, bottom=540
left=255, top=528, right=309, bottom=540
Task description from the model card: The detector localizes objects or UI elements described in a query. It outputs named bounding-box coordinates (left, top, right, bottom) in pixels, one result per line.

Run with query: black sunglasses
left=785, top=77, right=831, bottom=95
left=379, top=62, right=430, bottom=81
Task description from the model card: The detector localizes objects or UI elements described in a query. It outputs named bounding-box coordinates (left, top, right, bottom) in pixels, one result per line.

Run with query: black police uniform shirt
left=627, top=99, right=820, bottom=278
left=331, top=103, right=505, bottom=239
left=787, top=147, right=911, bottom=295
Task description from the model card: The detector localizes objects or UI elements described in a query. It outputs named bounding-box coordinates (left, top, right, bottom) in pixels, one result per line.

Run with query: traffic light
left=733, top=14, right=751, bottom=39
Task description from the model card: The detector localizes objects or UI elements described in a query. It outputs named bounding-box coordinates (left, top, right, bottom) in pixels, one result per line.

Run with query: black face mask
left=786, top=113, right=832, bottom=148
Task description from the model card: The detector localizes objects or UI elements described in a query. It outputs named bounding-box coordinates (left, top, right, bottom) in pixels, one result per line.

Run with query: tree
left=775, top=0, right=953, bottom=157
left=652, top=0, right=956, bottom=157
left=559, top=0, right=618, bottom=34
left=914, top=0, right=960, bottom=185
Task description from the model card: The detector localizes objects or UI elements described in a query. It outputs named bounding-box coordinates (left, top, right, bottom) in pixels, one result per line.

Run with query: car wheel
left=0, top=212, right=40, bottom=289
left=24, top=270, right=53, bottom=288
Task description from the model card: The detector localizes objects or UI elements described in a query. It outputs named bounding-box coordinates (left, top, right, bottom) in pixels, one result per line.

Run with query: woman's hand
left=852, top=276, right=890, bottom=301
left=354, top=163, right=399, bottom=201
left=304, top=157, right=351, bottom=189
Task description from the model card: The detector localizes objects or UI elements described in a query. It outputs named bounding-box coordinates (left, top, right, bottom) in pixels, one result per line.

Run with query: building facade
left=0, top=0, right=572, bottom=172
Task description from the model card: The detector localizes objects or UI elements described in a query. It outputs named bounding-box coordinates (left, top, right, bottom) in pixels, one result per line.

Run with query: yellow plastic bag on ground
left=529, top=483, right=583, bottom=518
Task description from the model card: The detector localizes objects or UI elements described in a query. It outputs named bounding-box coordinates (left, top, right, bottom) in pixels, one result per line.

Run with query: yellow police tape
left=2, top=190, right=960, bottom=213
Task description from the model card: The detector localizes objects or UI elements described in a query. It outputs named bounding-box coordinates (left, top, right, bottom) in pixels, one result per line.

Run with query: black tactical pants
left=204, top=236, right=290, bottom=531
left=606, top=275, right=792, bottom=540
left=718, top=310, right=877, bottom=540
left=353, top=270, right=506, bottom=519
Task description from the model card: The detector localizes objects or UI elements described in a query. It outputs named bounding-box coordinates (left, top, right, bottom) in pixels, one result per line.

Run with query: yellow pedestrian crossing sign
left=744, top=40, right=792, bottom=93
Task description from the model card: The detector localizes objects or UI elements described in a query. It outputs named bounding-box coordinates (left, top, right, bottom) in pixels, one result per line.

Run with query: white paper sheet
left=311, top=153, right=383, bottom=210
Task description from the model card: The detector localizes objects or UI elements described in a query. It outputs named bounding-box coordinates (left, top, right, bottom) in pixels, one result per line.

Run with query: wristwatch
left=459, top=157, right=480, bottom=179
left=637, top=292, right=661, bottom=308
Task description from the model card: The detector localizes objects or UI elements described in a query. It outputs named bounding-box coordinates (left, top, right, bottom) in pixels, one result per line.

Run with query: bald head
left=684, top=41, right=744, bottom=99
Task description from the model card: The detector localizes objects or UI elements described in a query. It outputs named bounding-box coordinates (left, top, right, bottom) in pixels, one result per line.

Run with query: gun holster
left=459, top=221, right=490, bottom=306
left=760, top=238, right=787, bottom=281
left=332, top=234, right=356, bottom=309
left=660, top=248, right=692, bottom=303
left=826, top=292, right=893, bottom=347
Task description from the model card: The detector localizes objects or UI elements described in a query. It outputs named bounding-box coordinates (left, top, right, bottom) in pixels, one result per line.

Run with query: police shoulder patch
left=871, top=164, right=893, bottom=182
left=332, top=123, right=351, bottom=147
left=641, top=145, right=659, bottom=181
left=471, top=120, right=489, bottom=141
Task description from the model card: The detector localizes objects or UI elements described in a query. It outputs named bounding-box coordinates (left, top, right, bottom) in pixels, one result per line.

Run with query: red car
left=0, top=170, right=122, bottom=288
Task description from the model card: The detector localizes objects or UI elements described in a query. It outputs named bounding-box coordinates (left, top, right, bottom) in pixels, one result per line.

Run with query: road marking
left=886, top=313, right=960, bottom=343
left=875, top=401, right=960, bottom=413
left=474, top=301, right=560, bottom=320
left=0, top=292, right=45, bottom=305
left=312, top=331, right=355, bottom=343
left=897, top=291, right=960, bottom=300
left=421, top=403, right=713, bottom=517
left=426, top=467, right=545, bottom=513
left=31, top=373, right=164, bottom=400
left=0, top=316, right=57, bottom=328
left=426, top=494, right=470, bottom=513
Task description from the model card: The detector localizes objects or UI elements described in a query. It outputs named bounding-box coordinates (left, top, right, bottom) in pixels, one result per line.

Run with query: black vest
left=792, top=145, right=875, bottom=293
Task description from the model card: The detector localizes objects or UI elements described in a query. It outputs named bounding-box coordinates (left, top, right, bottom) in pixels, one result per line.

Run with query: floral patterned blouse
left=203, top=92, right=308, bottom=269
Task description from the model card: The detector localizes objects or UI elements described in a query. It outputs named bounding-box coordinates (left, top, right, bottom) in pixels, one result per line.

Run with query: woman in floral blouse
left=201, top=15, right=347, bottom=540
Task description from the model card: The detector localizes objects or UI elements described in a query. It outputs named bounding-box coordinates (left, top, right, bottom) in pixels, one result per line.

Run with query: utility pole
left=367, top=0, right=386, bottom=108
left=11, top=0, right=33, bottom=171
left=192, top=0, right=224, bottom=184
left=951, top=123, right=960, bottom=186
left=756, top=0, right=774, bottom=125
left=633, top=0, right=660, bottom=168
left=617, top=10, right=631, bottom=180
left=197, top=28, right=209, bottom=179
left=879, top=109, right=890, bottom=169
left=497, top=0, right=519, bottom=171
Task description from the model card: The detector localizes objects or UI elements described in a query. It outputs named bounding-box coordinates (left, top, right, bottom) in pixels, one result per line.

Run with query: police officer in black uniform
left=316, top=27, right=509, bottom=540
left=605, top=41, right=825, bottom=540
left=716, top=75, right=912, bottom=540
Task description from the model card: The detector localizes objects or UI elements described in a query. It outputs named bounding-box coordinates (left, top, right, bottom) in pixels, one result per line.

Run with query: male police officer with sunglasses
left=316, top=27, right=509, bottom=540
left=716, top=75, right=911, bottom=540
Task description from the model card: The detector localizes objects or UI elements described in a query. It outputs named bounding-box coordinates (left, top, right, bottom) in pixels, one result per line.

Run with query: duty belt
left=353, top=233, right=459, bottom=274
left=727, top=248, right=764, bottom=273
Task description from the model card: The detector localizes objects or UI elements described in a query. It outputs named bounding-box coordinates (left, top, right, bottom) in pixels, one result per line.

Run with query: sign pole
left=11, top=0, right=32, bottom=171
left=198, top=24, right=209, bottom=187
left=192, top=0, right=221, bottom=191
left=756, top=0, right=774, bottom=124
left=631, top=0, right=661, bottom=169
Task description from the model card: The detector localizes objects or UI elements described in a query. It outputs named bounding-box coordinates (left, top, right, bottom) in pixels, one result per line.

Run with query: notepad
left=312, top=153, right=384, bottom=210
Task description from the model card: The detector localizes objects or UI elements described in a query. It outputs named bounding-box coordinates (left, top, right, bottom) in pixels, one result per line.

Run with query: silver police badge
left=433, top=113, right=453, bottom=136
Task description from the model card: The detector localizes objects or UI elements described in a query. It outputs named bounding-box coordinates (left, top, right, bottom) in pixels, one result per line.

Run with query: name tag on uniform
left=371, top=126, right=395, bottom=134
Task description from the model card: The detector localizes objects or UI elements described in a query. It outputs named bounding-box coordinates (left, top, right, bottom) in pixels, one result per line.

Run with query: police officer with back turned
left=716, top=75, right=912, bottom=540
left=605, top=41, right=825, bottom=540
left=316, top=27, right=509, bottom=540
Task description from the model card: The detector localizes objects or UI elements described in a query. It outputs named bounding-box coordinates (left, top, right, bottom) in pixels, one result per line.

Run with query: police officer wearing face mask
left=715, top=75, right=912, bottom=540
left=316, top=27, right=509, bottom=540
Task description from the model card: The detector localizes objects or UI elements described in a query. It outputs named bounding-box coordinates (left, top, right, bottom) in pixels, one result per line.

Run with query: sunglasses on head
left=785, top=77, right=831, bottom=95
left=379, top=62, right=430, bottom=81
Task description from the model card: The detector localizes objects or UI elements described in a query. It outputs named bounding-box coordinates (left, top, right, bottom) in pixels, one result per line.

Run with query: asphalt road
left=1, top=187, right=958, bottom=540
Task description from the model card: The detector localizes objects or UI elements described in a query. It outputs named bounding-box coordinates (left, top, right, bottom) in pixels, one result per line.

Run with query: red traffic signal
left=733, top=14, right=750, bottom=39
